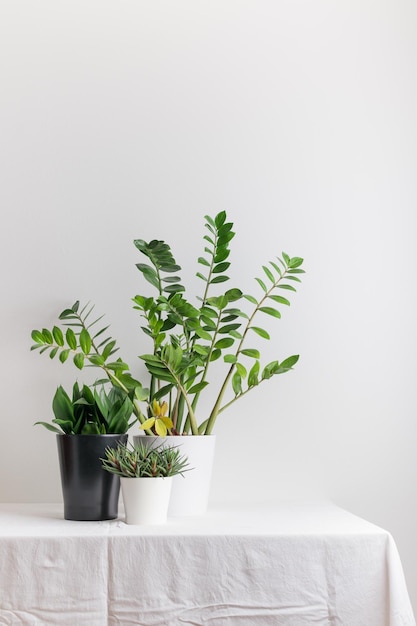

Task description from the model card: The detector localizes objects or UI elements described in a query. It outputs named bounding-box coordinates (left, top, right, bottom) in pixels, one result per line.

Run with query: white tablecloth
left=0, top=501, right=414, bottom=626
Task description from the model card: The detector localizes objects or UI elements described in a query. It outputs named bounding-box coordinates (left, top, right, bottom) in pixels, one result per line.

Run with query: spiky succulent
left=101, top=441, right=190, bottom=478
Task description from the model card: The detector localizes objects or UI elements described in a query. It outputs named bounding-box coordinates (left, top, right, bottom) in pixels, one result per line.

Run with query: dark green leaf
left=214, top=337, right=234, bottom=349
left=210, top=275, right=229, bottom=284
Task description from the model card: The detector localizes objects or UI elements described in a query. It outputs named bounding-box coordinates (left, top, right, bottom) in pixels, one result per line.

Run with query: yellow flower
left=140, top=400, right=174, bottom=436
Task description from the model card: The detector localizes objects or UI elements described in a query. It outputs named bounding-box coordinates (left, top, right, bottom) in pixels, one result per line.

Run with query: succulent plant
left=101, top=441, right=190, bottom=478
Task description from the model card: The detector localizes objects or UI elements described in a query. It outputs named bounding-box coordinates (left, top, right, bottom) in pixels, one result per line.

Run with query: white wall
left=1, top=0, right=417, bottom=611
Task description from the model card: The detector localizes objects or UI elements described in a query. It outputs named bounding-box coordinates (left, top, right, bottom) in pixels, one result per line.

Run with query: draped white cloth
left=0, top=502, right=415, bottom=626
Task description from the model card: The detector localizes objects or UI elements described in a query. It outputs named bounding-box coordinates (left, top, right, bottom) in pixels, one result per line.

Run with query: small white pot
left=133, top=435, right=216, bottom=516
left=120, top=476, right=173, bottom=525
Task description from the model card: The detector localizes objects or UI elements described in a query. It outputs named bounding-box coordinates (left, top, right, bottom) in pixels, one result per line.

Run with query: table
left=0, top=501, right=415, bottom=625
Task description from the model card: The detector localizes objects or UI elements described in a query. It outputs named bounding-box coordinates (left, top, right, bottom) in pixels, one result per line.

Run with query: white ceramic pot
left=133, top=435, right=216, bottom=516
left=120, top=476, right=173, bottom=525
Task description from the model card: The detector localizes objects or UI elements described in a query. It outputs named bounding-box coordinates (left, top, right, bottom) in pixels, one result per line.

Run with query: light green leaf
left=250, top=326, right=270, bottom=340
left=259, top=306, right=281, bottom=319
left=263, top=265, right=275, bottom=283
left=269, top=295, right=290, bottom=306
left=255, top=278, right=267, bottom=292
left=241, top=348, right=260, bottom=359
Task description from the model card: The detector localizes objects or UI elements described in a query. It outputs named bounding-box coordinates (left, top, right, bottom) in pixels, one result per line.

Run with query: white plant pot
left=133, top=435, right=216, bottom=516
left=120, top=476, right=173, bottom=525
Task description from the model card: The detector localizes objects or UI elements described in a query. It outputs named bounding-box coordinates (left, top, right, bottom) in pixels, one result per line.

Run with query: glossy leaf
left=65, top=328, right=77, bottom=350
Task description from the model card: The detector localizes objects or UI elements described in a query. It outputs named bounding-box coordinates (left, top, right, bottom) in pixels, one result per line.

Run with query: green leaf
left=269, top=295, right=290, bottom=306
left=193, top=326, right=212, bottom=341
left=34, top=421, right=63, bottom=434
left=210, top=275, right=229, bottom=284
left=250, top=326, right=270, bottom=340
left=244, top=294, right=258, bottom=304
left=42, top=328, right=53, bottom=344
left=248, top=360, right=260, bottom=387
left=280, top=354, right=300, bottom=370
left=73, top=353, right=85, bottom=369
left=235, top=363, right=247, bottom=378
left=136, top=263, right=159, bottom=290
left=65, top=328, right=77, bottom=350
left=259, top=307, right=281, bottom=319
left=52, top=386, right=74, bottom=423
left=218, top=323, right=241, bottom=334
left=232, top=372, right=242, bottom=395
left=79, top=328, right=92, bottom=355
left=214, top=210, right=227, bottom=228
left=214, top=337, right=234, bottom=349
left=198, top=257, right=210, bottom=267
left=241, top=348, right=260, bottom=359
left=277, top=284, right=297, bottom=292
left=255, top=278, right=267, bottom=292
left=49, top=347, right=58, bottom=359
left=59, top=349, right=70, bottom=364
left=31, top=330, right=44, bottom=344
left=289, top=256, right=304, bottom=268
left=101, top=340, right=117, bottom=360
left=52, top=326, right=64, bottom=346
left=212, top=262, right=230, bottom=274
left=188, top=381, right=209, bottom=394
left=224, top=354, right=237, bottom=364
left=263, top=265, right=275, bottom=283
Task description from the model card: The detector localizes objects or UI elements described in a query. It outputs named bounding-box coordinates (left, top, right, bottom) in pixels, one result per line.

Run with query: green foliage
left=101, top=441, right=190, bottom=478
left=35, top=382, right=135, bottom=435
left=31, top=302, right=150, bottom=433
left=31, top=211, right=305, bottom=438
left=133, top=211, right=305, bottom=435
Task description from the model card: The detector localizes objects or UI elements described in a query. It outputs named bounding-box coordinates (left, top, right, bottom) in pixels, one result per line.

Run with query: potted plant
left=34, top=382, right=135, bottom=521
left=31, top=210, right=304, bottom=515
left=101, top=441, right=190, bottom=524
left=131, top=210, right=304, bottom=513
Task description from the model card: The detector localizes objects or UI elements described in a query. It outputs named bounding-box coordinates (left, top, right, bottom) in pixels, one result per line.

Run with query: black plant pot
left=56, top=433, right=128, bottom=521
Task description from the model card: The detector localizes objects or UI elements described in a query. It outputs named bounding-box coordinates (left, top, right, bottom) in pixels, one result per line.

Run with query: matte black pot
left=56, top=434, right=128, bottom=521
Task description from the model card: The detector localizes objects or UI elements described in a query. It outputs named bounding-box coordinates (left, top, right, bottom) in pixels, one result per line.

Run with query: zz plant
left=133, top=210, right=304, bottom=436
